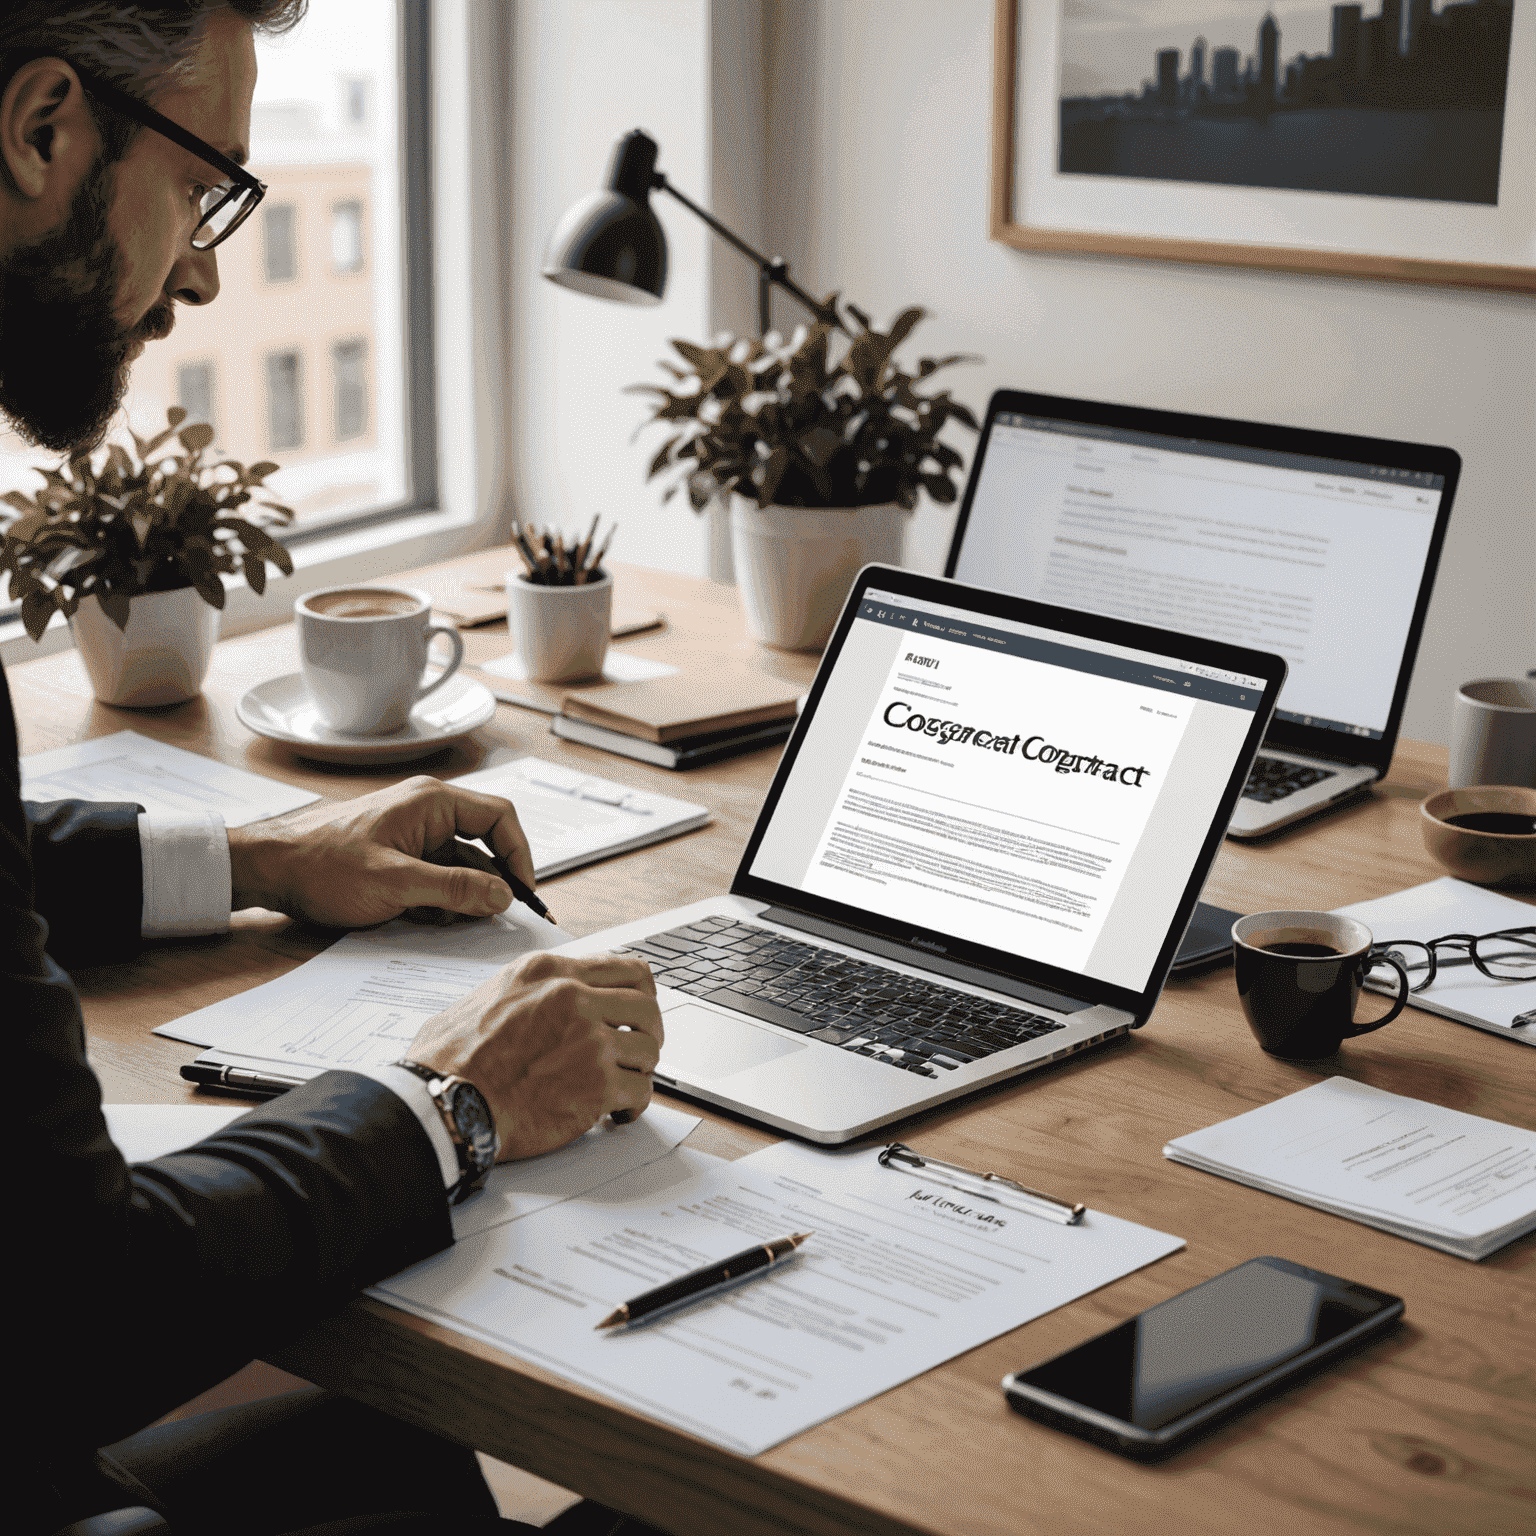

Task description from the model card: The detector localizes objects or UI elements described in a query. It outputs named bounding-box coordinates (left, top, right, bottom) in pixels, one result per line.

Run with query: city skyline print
left=1057, top=0, right=1514, bottom=204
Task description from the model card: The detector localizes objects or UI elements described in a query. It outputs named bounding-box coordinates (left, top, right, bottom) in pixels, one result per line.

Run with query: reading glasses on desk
left=878, top=1143, right=1086, bottom=1225
left=1379, top=926, right=1535, bottom=992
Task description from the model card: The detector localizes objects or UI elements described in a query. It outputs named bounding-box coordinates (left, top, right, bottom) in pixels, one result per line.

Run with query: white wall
left=760, top=0, right=1536, bottom=746
left=508, top=0, right=720, bottom=579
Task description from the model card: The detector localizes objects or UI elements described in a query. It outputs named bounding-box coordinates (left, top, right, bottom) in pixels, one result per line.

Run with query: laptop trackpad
left=659, top=1004, right=807, bottom=1082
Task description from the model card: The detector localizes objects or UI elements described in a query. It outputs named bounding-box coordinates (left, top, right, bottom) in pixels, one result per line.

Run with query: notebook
left=560, top=670, right=799, bottom=743
left=944, top=391, right=1460, bottom=840
left=1164, top=1076, right=1536, bottom=1260
left=552, top=564, right=1287, bottom=1142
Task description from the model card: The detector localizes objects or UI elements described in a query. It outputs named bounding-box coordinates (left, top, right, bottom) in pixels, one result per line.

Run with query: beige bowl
left=1420, top=785, right=1536, bottom=889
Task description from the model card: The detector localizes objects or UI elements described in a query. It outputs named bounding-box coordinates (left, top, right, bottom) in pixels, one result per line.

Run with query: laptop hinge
left=759, top=906, right=1095, bottom=1015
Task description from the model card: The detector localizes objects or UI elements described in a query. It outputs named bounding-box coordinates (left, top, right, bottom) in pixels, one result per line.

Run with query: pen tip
left=595, top=1305, right=628, bottom=1330
left=791, top=1231, right=814, bottom=1246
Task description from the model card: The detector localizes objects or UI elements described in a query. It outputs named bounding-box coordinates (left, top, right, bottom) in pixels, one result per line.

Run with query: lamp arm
left=654, top=175, right=847, bottom=334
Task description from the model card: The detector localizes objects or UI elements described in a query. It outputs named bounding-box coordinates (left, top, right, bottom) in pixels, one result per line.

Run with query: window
left=177, top=362, right=215, bottom=434
left=0, top=0, right=435, bottom=564
left=344, top=76, right=370, bottom=125
left=333, top=339, right=369, bottom=440
left=331, top=201, right=364, bottom=273
left=263, top=203, right=297, bottom=283
left=267, top=351, right=304, bottom=450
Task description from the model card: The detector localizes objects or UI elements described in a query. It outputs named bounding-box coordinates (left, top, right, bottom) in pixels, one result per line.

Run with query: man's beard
left=0, top=154, right=175, bottom=454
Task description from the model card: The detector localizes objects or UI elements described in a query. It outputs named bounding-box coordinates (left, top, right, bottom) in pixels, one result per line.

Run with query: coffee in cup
left=296, top=585, right=465, bottom=734
left=303, top=589, right=423, bottom=620
left=1232, top=911, right=1411, bottom=1059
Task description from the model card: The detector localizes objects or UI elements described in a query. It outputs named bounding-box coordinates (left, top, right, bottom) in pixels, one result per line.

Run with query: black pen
left=181, top=1062, right=309, bottom=1096
left=468, top=838, right=556, bottom=926
left=595, top=1231, right=814, bottom=1330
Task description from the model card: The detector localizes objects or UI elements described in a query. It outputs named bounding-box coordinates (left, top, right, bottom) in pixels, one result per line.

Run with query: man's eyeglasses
left=77, top=72, right=265, bottom=250
left=1377, top=928, right=1535, bottom=993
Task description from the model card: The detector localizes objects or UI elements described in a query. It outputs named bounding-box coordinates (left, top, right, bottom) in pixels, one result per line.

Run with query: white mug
left=1448, top=677, right=1536, bottom=789
left=297, top=585, right=464, bottom=734
left=505, top=571, right=612, bottom=682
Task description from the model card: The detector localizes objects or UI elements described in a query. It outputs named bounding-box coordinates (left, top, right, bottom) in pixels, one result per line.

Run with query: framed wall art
left=991, top=0, right=1535, bottom=291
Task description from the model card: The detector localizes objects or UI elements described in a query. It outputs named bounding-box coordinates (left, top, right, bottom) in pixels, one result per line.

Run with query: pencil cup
left=506, top=571, right=612, bottom=682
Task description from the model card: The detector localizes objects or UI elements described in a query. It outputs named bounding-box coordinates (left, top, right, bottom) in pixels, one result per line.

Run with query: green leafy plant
left=632, top=304, right=980, bottom=512
left=0, top=407, right=294, bottom=642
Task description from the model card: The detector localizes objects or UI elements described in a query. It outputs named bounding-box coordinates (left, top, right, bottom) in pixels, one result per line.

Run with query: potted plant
left=633, top=304, right=978, bottom=650
left=0, top=408, right=294, bottom=706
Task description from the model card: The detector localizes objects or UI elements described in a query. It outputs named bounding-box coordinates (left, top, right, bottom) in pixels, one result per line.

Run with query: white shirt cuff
left=351, top=1063, right=461, bottom=1192
left=138, top=812, right=233, bottom=938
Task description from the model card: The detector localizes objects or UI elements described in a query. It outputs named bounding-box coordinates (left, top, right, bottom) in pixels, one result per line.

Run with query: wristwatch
left=393, top=1060, right=499, bottom=1204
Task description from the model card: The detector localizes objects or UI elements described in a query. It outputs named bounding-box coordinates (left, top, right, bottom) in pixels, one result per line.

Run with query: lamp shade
left=542, top=130, right=668, bottom=305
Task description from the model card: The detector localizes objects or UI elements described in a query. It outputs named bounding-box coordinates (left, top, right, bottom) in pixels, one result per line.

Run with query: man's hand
left=408, top=951, right=662, bottom=1159
left=227, top=776, right=536, bottom=928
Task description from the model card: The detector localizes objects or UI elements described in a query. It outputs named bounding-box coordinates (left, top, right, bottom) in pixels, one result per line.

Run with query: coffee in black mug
left=1231, top=911, right=1411, bottom=1059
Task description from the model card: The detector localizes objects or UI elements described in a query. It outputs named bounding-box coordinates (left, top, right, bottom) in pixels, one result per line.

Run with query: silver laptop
left=559, top=566, right=1285, bottom=1143
left=945, top=393, right=1459, bottom=839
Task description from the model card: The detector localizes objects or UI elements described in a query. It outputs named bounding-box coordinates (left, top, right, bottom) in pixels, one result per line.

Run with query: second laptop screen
left=749, top=590, right=1262, bottom=993
left=950, top=416, right=1444, bottom=743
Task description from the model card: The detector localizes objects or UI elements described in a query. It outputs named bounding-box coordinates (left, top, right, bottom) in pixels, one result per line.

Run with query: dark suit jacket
left=3, top=662, right=453, bottom=1531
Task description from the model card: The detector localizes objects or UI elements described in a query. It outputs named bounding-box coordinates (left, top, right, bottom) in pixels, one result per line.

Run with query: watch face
left=448, top=1082, right=498, bottom=1170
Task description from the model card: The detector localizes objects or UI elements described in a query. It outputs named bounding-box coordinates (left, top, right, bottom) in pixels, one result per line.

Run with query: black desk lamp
left=542, top=129, right=843, bottom=335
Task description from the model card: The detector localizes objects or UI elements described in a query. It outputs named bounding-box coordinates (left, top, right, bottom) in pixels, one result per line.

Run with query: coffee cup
left=1448, top=677, right=1536, bottom=789
left=1232, top=911, right=1411, bottom=1059
left=297, top=585, right=465, bottom=734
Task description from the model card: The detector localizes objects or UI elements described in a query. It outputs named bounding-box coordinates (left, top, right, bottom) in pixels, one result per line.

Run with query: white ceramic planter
left=730, top=501, right=906, bottom=652
left=69, top=586, right=221, bottom=707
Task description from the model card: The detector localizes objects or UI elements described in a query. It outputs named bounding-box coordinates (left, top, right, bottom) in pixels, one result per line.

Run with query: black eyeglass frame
left=1377, top=927, right=1536, bottom=994
left=75, top=70, right=266, bottom=250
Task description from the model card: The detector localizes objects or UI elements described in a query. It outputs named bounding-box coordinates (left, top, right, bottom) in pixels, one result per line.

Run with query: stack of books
left=550, top=671, right=801, bottom=768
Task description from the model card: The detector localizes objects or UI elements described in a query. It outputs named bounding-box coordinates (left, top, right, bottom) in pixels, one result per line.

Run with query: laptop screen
left=745, top=583, right=1269, bottom=995
left=949, top=410, right=1447, bottom=745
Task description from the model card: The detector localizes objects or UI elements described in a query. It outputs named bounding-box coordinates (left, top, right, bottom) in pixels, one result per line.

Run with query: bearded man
left=2, top=7, right=664, bottom=1534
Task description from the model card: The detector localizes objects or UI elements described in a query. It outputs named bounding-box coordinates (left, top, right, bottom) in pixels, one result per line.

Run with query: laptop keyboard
left=616, top=916, right=1066, bottom=1080
left=1241, top=754, right=1337, bottom=804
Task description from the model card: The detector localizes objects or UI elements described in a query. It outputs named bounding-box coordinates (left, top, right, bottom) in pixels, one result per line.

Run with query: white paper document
left=373, top=1137, right=1183, bottom=1455
left=21, top=730, right=319, bottom=826
left=155, top=906, right=568, bottom=1051
left=450, top=755, right=709, bottom=877
left=1165, top=1076, right=1536, bottom=1260
left=452, top=1105, right=699, bottom=1240
left=103, top=1104, right=246, bottom=1162
left=1335, top=878, right=1535, bottom=1044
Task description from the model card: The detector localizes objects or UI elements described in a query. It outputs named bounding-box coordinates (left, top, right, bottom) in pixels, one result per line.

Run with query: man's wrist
left=227, top=822, right=289, bottom=913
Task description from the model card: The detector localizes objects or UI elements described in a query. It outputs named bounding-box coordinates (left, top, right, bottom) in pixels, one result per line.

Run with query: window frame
left=280, top=0, right=440, bottom=550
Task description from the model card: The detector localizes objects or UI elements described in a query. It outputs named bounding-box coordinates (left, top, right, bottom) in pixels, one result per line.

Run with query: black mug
left=1232, top=911, right=1412, bottom=1059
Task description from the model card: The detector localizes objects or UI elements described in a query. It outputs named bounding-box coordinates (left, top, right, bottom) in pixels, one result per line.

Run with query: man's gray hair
left=1, top=2, right=306, bottom=155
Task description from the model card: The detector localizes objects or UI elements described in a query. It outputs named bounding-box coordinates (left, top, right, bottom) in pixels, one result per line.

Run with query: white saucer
left=237, top=672, right=498, bottom=764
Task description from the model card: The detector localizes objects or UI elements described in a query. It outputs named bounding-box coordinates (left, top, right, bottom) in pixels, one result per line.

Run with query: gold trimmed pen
left=595, top=1232, right=814, bottom=1330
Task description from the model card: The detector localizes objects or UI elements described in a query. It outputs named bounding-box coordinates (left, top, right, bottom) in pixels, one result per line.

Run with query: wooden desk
left=12, top=552, right=1533, bottom=1536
